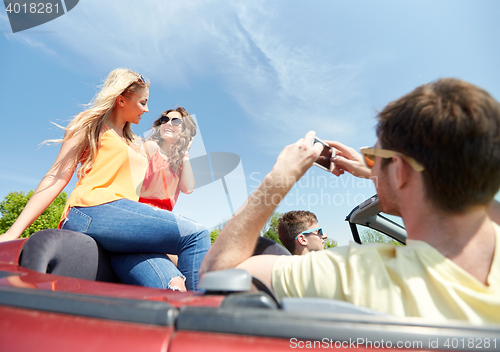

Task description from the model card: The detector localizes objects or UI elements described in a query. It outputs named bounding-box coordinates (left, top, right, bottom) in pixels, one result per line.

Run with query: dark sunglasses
left=295, top=227, right=324, bottom=240
left=160, top=116, right=183, bottom=126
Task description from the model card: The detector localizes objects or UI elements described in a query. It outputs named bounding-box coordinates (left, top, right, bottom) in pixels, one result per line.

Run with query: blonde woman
left=0, top=69, right=210, bottom=291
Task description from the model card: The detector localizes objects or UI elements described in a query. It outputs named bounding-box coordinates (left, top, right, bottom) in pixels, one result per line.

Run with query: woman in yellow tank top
left=0, top=69, right=210, bottom=291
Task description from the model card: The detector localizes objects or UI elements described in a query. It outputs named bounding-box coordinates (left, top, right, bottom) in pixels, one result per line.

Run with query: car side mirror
left=345, top=195, right=407, bottom=244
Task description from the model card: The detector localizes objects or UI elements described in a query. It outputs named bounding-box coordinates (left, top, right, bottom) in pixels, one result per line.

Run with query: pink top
left=138, top=151, right=181, bottom=211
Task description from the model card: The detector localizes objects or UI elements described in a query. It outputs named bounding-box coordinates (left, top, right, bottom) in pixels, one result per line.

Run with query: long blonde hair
left=60, top=69, right=149, bottom=178
left=150, top=107, right=197, bottom=175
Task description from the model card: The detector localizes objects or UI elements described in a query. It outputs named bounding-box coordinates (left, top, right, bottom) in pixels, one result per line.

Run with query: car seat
left=19, top=229, right=119, bottom=282
left=18, top=231, right=288, bottom=284
left=253, top=236, right=291, bottom=256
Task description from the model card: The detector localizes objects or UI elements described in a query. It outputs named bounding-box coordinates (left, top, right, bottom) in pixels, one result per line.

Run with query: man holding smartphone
left=200, top=78, right=500, bottom=324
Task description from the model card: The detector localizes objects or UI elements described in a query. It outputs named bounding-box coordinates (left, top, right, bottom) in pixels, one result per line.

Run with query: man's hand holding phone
left=325, top=140, right=372, bottom=179
left=312, top=137, right=343, bottom=176
left=312, top=138, right=371, bottom=178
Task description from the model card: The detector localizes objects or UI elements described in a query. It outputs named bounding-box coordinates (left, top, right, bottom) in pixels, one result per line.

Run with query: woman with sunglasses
left=138, top=107, right=196, bottom=211
left=0, top=69, right=210, bottom=292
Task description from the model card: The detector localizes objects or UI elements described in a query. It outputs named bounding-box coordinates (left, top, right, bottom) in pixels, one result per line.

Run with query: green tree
left=359, top=228, right=404, bottom=246
left=0, top=191, right=67, bottom=238
left=209, top=228, right=220, bottom=245
left=209, top=219, right=228, bottom=244
left=324, top=239, right=338, bottom=249
left=261, top=212, right=285, bottom=247
left=261, top=211, right=284, bottom=246
left=209, top=212, right=287, bottom=248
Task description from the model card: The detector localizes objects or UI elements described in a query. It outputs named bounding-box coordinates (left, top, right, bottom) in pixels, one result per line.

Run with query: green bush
left=360, top=228, right=404, bottom=246
left=209, top=228, right=220, bottom=244
left=0, top=191, right=67, bottom=238
left=324, top=239, right=338, bottom=248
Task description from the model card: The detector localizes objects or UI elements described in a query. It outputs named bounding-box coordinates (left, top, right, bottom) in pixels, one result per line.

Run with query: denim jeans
left=61, top=199, right=210, bottom=291
left=109, top=253, right=186, bottom=290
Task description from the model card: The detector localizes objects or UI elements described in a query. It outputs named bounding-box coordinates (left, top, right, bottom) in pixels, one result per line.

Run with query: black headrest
left=19, top=229, right=118, bottom=282
left=253, top=236, right=291, bottom=256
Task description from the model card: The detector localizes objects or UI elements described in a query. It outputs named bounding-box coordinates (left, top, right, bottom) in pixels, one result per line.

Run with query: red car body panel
left=0, top=305, right=173, bottom=352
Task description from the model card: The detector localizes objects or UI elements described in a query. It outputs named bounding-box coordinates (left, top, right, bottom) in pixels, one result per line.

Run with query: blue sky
left=1, top=0, right=500, bottom=245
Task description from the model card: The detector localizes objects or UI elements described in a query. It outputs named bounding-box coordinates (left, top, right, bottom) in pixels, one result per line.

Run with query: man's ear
left=391, top=155, right=409, bottom=190
left=296, top=234, right=308, bottom=246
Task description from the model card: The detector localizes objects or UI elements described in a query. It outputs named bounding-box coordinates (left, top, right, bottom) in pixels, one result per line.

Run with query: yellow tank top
left=60, top=130, right=148, bottom=225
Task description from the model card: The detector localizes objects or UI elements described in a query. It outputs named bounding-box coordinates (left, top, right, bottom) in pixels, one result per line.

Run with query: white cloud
left=195, top=1, right=369, bottom=150
left=6, top=0, right=371, bottom=149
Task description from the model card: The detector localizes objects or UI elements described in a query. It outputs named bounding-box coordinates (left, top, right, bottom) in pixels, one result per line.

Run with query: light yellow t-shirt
left=272, top=223, right=500, bottom=325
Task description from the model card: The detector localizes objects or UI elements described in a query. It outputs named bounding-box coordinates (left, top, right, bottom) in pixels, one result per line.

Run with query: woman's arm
left=179, top=139, right=195, bottom=194
left=143, top=140, right=159, bottom=160
left=179, top=156, right=195, bottom=194
left=0, top=132, right=80, bottom=242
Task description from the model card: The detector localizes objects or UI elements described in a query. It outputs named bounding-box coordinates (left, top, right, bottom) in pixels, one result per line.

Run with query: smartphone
left=313, top=137, right=334, bottom=172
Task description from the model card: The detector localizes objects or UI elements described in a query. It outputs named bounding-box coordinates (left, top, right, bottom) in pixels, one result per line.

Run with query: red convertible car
left=1, top=196, right=498, bottom=351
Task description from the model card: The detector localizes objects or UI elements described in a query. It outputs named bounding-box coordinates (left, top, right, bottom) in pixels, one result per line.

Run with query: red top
left=138, top=151, right=181, bottom=211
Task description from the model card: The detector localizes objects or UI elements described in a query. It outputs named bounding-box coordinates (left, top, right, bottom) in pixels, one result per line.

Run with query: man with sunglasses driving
left=200, top=78, right=500, bottom=324
left=278, top=211, right=328, bottom=255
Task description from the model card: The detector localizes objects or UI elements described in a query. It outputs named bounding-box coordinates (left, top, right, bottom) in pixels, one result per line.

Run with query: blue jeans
left=109, top=253, right=185, bottom=290
left=61, top=199, right=210, bottom=291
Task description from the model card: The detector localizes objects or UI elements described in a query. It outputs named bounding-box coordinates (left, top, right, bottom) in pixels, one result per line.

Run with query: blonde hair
left=57, top=68, right=149, bottom=178
left=150, top=107, right=197, bottom=175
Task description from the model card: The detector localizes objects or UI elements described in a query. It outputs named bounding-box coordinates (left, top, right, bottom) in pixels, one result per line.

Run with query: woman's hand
left=0, top=229, right=22, bottom=243
left=324, top=141, right=372, bottom=179
left=0, top=130, right=79, bottom=242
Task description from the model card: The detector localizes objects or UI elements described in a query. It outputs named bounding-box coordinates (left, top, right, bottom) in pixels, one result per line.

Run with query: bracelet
left=183, top=157, right=190, bottom=161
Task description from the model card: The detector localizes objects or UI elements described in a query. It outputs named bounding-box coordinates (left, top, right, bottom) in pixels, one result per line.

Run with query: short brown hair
left=278, top=211, right=318, bottom=253
left=377, top=78, right=500, bottom=212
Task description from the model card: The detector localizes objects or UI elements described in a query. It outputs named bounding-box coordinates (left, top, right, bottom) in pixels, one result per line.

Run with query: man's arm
left=199, top=131, right=323, bottom=278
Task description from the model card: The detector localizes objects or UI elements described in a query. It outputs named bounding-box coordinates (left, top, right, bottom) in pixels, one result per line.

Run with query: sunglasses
left=295, top=227, right=324, bottom=240
left=138, top=74, right=146, bottom=84
left=160, top=116, right=183, bottom=126
left=123, top=74, right=147, bottom=93
left=360, top=147, right=425, bottom=172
